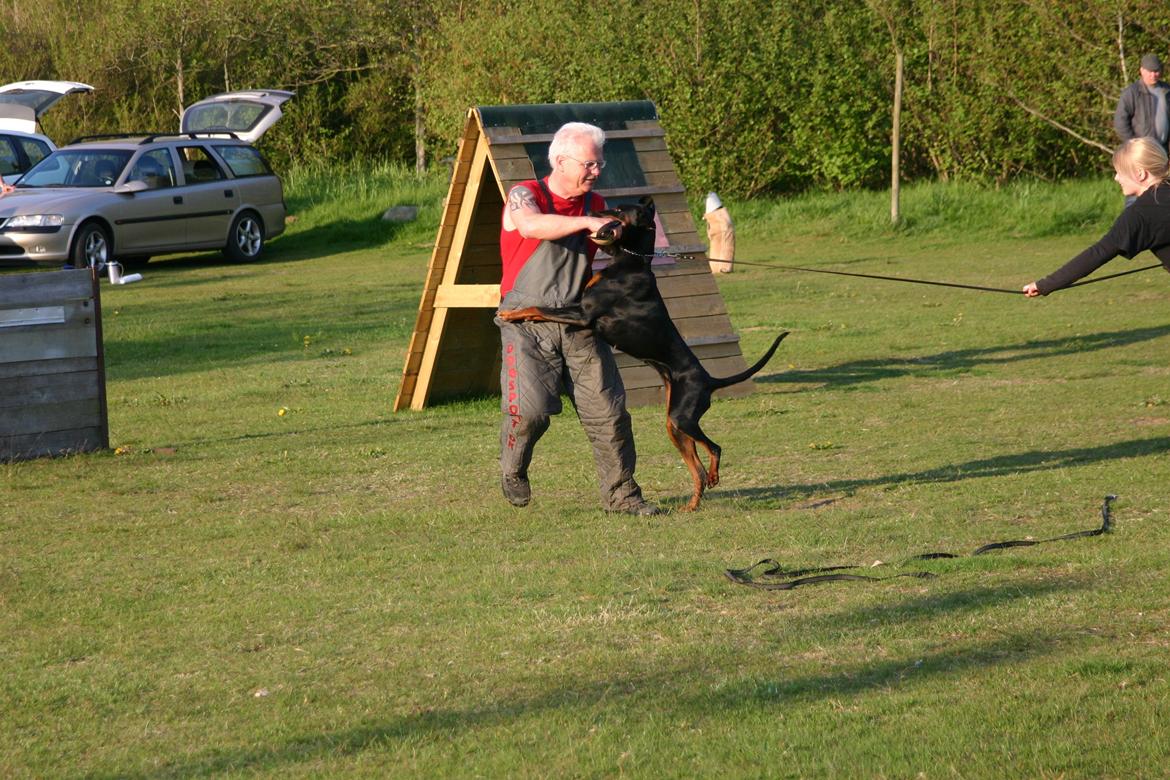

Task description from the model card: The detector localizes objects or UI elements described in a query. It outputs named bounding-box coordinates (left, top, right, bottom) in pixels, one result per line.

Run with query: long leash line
left=633, top=246, right=1163, bottom=294
left=725, top=495, right=1116, bottom=591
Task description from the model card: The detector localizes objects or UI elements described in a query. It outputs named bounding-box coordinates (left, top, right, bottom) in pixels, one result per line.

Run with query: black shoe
left=610, top=501, right=665, bottom=516
left=501, top=474, right=531, bottom=507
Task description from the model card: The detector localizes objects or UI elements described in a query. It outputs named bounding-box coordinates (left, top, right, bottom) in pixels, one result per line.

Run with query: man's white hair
left=548, top=122, right=606, bottom=167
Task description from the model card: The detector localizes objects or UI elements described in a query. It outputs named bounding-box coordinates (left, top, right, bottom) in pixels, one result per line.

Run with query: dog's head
left=590, top=196, right=656, bottom=258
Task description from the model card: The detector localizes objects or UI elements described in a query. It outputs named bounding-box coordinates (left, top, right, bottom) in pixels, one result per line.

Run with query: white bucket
left=106, top=261, right=122, bottom=284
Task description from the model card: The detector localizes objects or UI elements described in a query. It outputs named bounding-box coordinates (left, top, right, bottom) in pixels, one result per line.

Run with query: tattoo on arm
left=509, top=187, right=537, bottom=212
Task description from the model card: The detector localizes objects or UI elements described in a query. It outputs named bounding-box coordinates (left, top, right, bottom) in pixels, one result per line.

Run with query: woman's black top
left=1037, top=182, right=1170, bottom=294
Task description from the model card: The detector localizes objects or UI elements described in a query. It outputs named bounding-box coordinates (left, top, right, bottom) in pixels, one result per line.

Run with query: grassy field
left=3, top=169, right=1169, bottom=778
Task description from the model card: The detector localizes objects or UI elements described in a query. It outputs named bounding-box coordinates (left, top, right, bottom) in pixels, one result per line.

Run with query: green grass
left=3, top=172, right=1170, bottom=778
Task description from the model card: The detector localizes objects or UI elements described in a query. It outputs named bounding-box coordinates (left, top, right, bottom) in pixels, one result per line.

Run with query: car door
left=0, top=135, right=20, bottom=181
left=180, top=89, right=294, bottom=144
left=174, top=145, right=238, bottom=248
left=0, top=80, right=93, bottom=135
left=110, top=147, right=189, bottom=253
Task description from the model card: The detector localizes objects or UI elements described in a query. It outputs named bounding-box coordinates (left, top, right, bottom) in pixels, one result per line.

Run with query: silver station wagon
left=0, top=89, right=292, bottom=268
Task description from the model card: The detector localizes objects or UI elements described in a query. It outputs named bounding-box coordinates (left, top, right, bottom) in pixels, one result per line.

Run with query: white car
left=0, top=89, right=292, bottom=268
left=0, top=80, right=93, bottom=185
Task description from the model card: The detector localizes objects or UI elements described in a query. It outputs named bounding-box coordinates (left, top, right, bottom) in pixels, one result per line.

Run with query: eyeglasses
left=564, top=155, right=606, bottom=171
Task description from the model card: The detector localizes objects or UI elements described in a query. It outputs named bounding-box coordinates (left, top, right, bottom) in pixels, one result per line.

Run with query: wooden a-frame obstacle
left=394, top=100, right=757, bottom=411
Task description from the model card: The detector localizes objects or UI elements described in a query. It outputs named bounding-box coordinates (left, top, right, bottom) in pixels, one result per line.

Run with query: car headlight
left=5, top=214, right=65, bottom=228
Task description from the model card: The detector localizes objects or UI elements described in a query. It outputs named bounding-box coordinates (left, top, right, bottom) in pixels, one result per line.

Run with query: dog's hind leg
left=661, top=380, right=707, bottom=511
left=666, top=419, right=707, bottom=512
left=674, top=417, right=722, bottom=489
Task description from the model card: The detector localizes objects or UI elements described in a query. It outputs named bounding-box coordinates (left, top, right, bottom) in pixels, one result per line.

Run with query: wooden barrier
left=394, top=100, right=755, bottom=411
left=0, top=269, right=109, bottom=461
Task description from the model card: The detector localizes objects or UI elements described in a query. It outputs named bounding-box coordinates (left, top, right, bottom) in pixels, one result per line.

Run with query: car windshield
left=19, top=149, right=132, bottom=188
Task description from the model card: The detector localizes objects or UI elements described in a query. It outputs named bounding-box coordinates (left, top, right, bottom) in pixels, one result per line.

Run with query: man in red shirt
left=496, top=121, right=661, bottom=515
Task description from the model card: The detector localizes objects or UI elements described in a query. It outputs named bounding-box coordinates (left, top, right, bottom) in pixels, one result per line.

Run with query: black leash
left=639, top=247, right=1163, bottom=295
left=727, top=258, right=1022, bottom=294
left=723, top=259, right=1164, bottom=294
left=726, top=495, right=1116, bottom=591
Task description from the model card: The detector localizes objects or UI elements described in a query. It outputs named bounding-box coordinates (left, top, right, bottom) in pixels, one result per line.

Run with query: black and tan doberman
left=498, top=197, right=787, bottom=511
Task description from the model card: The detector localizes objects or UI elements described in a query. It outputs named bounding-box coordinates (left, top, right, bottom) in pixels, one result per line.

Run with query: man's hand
left=1022, top=282, right=1043, bottom=297
left=589, top=219, right=623, bottom=246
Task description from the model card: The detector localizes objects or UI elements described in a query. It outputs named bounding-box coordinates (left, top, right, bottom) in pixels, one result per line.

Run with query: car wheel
left=71, top=222, right=112, bottom=270
left=225, top=211, right=264, bottom=262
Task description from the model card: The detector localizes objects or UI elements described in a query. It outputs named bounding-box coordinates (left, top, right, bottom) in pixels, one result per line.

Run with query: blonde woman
left=1024, top=137, right=1170, bottom=296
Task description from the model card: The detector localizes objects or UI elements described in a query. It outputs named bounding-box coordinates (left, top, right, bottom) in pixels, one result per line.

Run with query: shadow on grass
left=757, top=323, right=1170, bottom=389
left=112, top=213, right=428, bottom=276
left=95, top=581, right=1081, bottom=778
left=718, top=435, right=1170, bottom=506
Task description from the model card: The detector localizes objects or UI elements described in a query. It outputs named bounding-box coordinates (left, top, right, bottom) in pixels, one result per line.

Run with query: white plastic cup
left=118, top=273, right=143, bottom=285
left=107, top=261, right=122, bottom=284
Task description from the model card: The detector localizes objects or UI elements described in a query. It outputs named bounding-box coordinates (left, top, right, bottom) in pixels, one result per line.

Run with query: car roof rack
left=68, top=133, right=166, bottom=144
left=66, top=130, right=243, bottom=145
left=137, top=131, right=242, bottom=143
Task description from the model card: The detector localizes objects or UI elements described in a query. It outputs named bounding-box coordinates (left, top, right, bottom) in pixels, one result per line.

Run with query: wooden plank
left=0, top=324, right=98, bottom=364
left=487, top=140, right=532, bottom=161
left=662, top=294, right=729, bottom=320
left=1, top=426, right=106, bottom=461
left=0, top=397, right=102, bottom=436
left=595, top=184, right=685, bottom=198
left=442, top=135, right=496, bottom=287
left=636, top=150, right=677, bottom=173
left=434, top=284, right=501, bottom=308
left=658, top=273, right=728, bottom=298
left=613, top=338, right=742, bottom=369
left=0, top=355, right=97, bottom=380
left=409, top=305, right=451, bottom=410
left=0, top=298, right=97, bottom=338
left=641, top=169, right=683, bottom=187
left=617, top=355, right=754, bottom=390
left=493, top=156, right=536, bottom=184
left=632, top=136, right=668, bottom=153
left=0, top=269, right=94, bottom=309
left=484, top=126, right=665, bottom=145
left=648, top=191, right=691, bottom=214
left=0, top=370, right=101, bottom=408
left=673, top=313, right=738, bottom=340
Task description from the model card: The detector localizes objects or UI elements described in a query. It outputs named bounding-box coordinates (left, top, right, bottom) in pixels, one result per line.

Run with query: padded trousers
left=496, top=317, right=645, bottom=510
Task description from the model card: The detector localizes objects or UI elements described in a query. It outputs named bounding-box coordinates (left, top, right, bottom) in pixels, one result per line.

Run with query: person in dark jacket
left=1114, top=53, right=1170, bottom=147
left=1024, top=137, right=1170, bottom=297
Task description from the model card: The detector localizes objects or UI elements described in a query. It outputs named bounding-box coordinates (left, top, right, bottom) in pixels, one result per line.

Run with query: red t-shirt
left=499, top=179, right=604, bottom=296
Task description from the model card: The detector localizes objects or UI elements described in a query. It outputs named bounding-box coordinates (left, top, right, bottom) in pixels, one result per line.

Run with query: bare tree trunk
left=415, top=79, right=426, bottom=173
left=891, top=50, right=903, bottom=226
left=175, top=53, right=185, bottom=119
left=1117, top=12, right=1127, bottom=83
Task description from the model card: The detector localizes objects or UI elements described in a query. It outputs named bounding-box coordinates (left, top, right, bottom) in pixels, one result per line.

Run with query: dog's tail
left=708, top=332, right=789, bottom=390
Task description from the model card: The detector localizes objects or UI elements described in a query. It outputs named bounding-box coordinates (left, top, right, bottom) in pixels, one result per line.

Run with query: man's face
left=555, top=140, right=605, bottom=196
left=1141, top=66, right=1161, bottom=87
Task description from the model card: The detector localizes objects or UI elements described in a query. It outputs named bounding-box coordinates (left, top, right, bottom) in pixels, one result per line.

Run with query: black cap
left=1141, top=53, right=1164, bottom=72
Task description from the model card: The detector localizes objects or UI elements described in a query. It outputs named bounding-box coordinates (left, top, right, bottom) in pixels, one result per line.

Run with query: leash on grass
left=724, top=495, right=1116, bottom=591
left=625, top=247, right=1163, bottom=295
